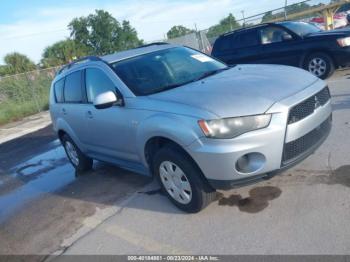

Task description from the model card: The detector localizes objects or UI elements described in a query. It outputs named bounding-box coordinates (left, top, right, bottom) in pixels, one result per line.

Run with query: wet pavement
left=0, top=69, right=349, bottom=256
left=0, top=144, right=73, bottom=222
left=0, top=125, right=151, bottom=254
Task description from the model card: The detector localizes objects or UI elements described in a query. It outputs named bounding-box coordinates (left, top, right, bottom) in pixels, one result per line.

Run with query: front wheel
left=304, top=52, right=335, bottom=79
left=153, top=145, right=216, bottom=213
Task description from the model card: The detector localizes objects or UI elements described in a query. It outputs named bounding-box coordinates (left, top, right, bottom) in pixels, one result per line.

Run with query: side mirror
left=93, top=91, right=118, bottom=109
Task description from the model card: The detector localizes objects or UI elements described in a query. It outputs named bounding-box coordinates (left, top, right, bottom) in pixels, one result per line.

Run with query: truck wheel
left=153, top=144, right=216, bottom=213
left=61, top=134, right=93, bottom=172
left=304, top=52, right=335, bottom=79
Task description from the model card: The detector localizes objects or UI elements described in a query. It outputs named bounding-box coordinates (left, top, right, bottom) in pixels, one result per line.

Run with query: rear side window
left=215, top=35, right=235, bottom=52
left=54, top=78, right=65, bottom=103
left=85, top=68, right=116, bottom=103
left=64, top=71, right=83, bottom=103
left=235, top=30, right=259, bottom=48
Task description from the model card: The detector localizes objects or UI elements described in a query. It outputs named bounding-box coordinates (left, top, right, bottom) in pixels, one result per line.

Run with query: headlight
left=337, top=37, right=350, bottom=47
left=198, top=114, right=271, bottom=139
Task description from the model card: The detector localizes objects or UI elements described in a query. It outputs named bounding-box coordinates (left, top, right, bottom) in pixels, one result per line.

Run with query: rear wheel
left=153, top=145, right=216, bottom=213
left=61, top=134, right=93, bottom=172
left=304, top=52, right=334, bottom=79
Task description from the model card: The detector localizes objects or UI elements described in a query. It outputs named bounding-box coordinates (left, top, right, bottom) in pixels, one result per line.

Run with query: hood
left=304, top=29, right=350, bottom=38
left=149, top=65, right=319, bottom=118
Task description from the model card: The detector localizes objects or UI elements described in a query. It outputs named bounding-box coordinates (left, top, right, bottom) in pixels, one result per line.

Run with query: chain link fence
left=0, top=67, right=59, bottom=125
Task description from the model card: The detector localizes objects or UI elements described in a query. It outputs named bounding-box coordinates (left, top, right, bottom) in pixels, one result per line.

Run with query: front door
left=258, top=26, right=303, bottom=67
left=83, top=68, right=138, bottom=163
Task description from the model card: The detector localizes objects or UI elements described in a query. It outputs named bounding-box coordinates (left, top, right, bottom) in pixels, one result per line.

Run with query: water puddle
left=0, top=145, right=75, bottom=222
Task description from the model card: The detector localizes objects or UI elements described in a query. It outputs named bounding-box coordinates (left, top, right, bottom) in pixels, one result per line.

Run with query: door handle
left=62, top=108, right=67, bottom=115
left=86, top=111, right=93, bottom=119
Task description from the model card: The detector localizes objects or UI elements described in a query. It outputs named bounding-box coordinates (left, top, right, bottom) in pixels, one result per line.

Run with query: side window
left=85, top=68, right=116, bottom=103
left=236, top=30, right=259, bottom=48
left=64, top=71, right=83, bottom=103
left=54, top=78, right=65, bottom=103
left=260, top=27, right=293, bottom=45
left=216, top=35, right=235, bottom=52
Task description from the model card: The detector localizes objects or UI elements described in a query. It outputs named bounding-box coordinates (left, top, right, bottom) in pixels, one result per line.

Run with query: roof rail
left=221, top=23, right=271, bottom=37
left=57, top=56, right=103, bottom=75
left=136, top=42, right=169, bottom=49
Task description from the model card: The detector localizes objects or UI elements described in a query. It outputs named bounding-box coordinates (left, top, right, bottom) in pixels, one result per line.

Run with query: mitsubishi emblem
left=314, top=96, right=321, bottom=109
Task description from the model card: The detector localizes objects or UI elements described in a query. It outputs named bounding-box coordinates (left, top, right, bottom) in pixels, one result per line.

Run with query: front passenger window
left=260, top=27, right=292, bottom=45
left=85, top=68, right=116, bottom=103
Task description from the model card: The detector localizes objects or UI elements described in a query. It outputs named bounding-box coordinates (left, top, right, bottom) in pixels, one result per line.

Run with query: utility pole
left=284, top=0, right=288, bottom=20
left=241, top=10, right=246, bottom=27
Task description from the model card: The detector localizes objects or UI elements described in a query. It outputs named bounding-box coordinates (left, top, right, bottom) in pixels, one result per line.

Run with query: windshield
left=111, top=47, right=228, bottom=96
left=281, top=21, right=322, bottom=36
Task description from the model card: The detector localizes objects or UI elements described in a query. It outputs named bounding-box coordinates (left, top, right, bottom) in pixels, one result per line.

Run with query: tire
left=153, top=145, right=216, bottom=213
left=304, top=52, right=335, bottom=79
left=61, top=134, right=93, bottom=172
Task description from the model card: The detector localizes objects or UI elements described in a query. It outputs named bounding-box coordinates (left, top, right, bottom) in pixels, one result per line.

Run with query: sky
left=0, top=0, right=307, bottom=64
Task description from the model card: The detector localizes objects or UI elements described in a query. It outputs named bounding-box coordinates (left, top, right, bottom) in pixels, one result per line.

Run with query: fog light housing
left=235, top=153, right=266, bottom=174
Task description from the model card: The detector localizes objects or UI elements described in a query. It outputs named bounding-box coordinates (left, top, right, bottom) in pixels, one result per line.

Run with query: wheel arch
left=300, top=49, right=337, bottom=68
left=136, top=114, right=202, bottom=166
left=55, top=118, right=86, bottom=152
left=143, top=136, right=210, bottom=186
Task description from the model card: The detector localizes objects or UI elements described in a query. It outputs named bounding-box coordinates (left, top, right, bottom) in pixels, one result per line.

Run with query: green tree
left=41, top=39, right=89, bottom=67
left=68, top=10, right=143, bottom=56
left=1, top=52, right=36, bottom=75
left=261, top=11, right=275, bottom=22
left=207, top=14, right=240, bottom=38
left=167, top=25, right=194, bottom=39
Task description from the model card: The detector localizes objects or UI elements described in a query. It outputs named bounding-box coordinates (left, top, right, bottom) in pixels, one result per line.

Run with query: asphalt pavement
left=0, top=69, right=349, bottom=256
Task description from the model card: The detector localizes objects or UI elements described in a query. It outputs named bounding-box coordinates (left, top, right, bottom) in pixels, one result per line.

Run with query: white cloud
left=0, top=0, right=301, bottom=63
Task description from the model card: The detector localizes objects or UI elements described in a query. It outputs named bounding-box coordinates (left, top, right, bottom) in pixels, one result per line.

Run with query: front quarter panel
left=136, top=113, right=203, bottom=166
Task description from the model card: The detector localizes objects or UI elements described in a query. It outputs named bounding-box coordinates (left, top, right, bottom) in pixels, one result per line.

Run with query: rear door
left=61, top=70, right=88, bottom=145
left=257, top=25, right=303, bottom=66
left=213, top=30, right=263, bottom=65
left=211, top=34, right=236, bottom=63
left=231, top=29, right=264, bottom=64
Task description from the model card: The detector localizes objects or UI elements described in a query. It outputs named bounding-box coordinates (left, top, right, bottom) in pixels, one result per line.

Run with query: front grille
left=282, top=116, right=332, bottom=165
left=288, top=87, right=330, bottom=124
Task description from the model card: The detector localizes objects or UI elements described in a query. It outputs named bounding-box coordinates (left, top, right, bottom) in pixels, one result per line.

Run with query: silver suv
left=50, top=43, right=332, bottom=213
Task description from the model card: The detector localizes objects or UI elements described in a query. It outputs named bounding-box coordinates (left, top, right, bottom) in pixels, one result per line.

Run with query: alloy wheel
left=65, top=141, right=79, bottom=166
left=308, top=57, right=327, bottom=77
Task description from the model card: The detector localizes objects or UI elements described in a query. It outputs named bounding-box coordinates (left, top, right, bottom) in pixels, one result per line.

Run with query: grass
left=0, top=98, right=49, bottom=126
left=0, top=70, right=54, bottom=126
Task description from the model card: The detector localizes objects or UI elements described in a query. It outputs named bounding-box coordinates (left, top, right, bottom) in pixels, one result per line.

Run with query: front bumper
left=186, top=80, right=332, bottom=190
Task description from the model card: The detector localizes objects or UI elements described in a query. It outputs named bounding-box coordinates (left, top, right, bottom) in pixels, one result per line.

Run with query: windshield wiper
left=152, top=67, right=230, bottom=94
left=194, top=67, right=230, bottom=81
